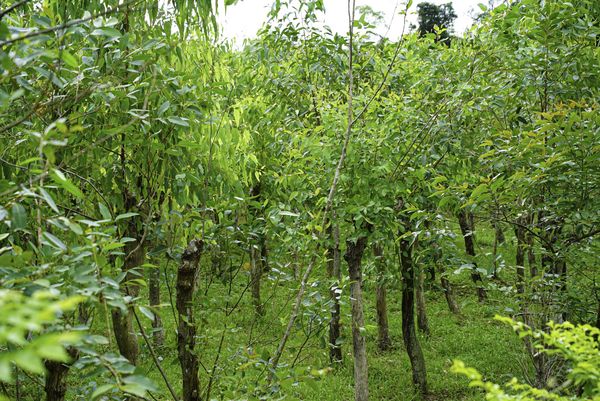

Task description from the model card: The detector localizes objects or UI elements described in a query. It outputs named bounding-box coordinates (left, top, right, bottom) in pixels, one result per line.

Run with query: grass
left=18, top=223, right=532, bottom=400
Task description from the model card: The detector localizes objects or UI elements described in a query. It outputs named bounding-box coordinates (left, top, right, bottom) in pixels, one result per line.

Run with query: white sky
left=218, top=0, right=486, bottom=44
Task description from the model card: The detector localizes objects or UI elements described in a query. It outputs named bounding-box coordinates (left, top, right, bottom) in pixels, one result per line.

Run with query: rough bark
left=327, top=223, right=343, bottom=363
left=373, top=244, right=391, bottom=351
left=416, top=267, right=430, bottom=336
left=176, top=239, right=203, bottom=401
left=112, top=220, right=143, bottom=364
left=399, top=230, right=428, bottom=395
left=44, top=348, right=79, bottom=401
left=344, top=235, right=369, bottom=401
left=457, top=210, right=486, bottom=302
left=149, top=265, right=164, bottom=347
left=44, top=306, right=89, bottom=401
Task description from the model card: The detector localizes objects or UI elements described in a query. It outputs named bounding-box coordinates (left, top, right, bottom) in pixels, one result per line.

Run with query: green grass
left=20, top=223, right=531, bottom=401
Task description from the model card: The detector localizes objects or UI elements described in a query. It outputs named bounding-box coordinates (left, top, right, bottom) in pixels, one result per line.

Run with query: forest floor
left=141, top=227, right=527, bottom=401
left=54, top=226, right=530, bottom=401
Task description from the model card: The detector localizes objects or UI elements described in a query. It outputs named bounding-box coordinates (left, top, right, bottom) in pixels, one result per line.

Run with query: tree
left=415, top=2, right=457, bottom=41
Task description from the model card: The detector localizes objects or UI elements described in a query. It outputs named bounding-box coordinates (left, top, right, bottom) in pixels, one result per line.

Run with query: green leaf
left=138, top=305, right=155, bottom=322
left=98, top=203, right=111, bottom=220
left=39, top=188, right=59, bottom=213
left=12, top=350, right=44, bottom=375
left=91, top=27, right=122, bottom=38
left=43, top=232, right=67, bottom=251
left=51, top=169, right=84, bottom=199
left=91, top=384, right=115, bottom=400
left=11, top=203, right=26, bottom=230
left=157, top=101, right=171, bottom=116
left=167, top=116, right=190, bottom=127
left=61, top=51, right=78, bottom=68
left=115, top=212, right=139, bottom=221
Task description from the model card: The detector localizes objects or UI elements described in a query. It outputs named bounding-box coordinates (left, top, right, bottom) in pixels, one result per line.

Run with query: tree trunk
left=399, top=230, right=428, bottom=395
left=44, top=348, right=79, bottom=401
left=526, top=232, right=537, bottom=278
left=44, top=306, right=89, bottom=401
left=249, top=183, right=265, bottom=316
left=515, top=225, right=526, bottom=295
left=112, top=220, right=143, bottom=364
left=149, top=265, right=164, bottom=347
left=176, top=239, right=203, bottom=401
left=250, top=246, right=264, bottom=316
left=431, top=241, right=461, bottom=315
left=416, top=267, right=430, bottom=336
left=493, top=222, right=505, bottom=244
left=457, top=210, right=486, bottom=302
left=327, top=222, right=343, bottom=363
left=373, top=244, right=391, bottom=351
left=440, top=274, right=461, bottom=315
left=344, top=235, right=369, bottom=401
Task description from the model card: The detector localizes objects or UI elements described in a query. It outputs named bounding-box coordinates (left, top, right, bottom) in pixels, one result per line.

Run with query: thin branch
left=132, top=308, right=180, bottom=401
left=267, top=0, right=357, bottom=382
left=0, top=0, right=31, bottom=20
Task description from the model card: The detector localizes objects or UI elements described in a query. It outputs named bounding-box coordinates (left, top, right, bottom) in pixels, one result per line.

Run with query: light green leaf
left=167, top=116, right=189, bottom=127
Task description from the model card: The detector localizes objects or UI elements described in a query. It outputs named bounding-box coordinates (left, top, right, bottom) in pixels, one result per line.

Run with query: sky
left=218, top=0, right=486, bottom=44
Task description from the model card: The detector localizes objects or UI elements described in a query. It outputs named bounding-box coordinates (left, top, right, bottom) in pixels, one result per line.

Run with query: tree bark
left=176, top=239, right=203, bottom=401
left=44, top=348, right=79, bottom=401
left=112, top=220, right=143, bottom=364
left=373, top=244, right=391, bottom=351
left=250, top=246, right=264, bottom=316
left=515, top=224, right=526, bottom=294
left=327, top=222, right=343, bottom=363
left=457, top=210, right=486, bottom=302
left=399, top=230, right=428, bottom=395
left=344, top=235, right=369, bottom=401
left=149, top=265, right=164, bottom=347
left=416, top=267, right=430, bottom=336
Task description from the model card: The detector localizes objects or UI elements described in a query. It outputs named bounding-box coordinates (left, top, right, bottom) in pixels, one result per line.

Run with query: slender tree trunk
left=399, top=229, right=428, bottom=395
left=112, top=220, right=143, bottom=364
left=344, top=235, right=369, bottom=401
left=149, top=265, right=164, bottom=347
left=260, top=236, right=269, bottom=273
left=431, top=238, right=461, bottom=315
left=327, top=222, right=343, bottom=363
left=250, top=246, right=264, bottom=316
left=373, top=244, right=391, bottom=351
left=515, top=225, right=526, bottom=295
left=176, top=239, right=203, bottom=401
left=493, top=222, right=505, bottom=244
left=249, top=183, right=265, bottom=316
left=440, top=274, right=461, bottom=315
left=416, top=267, right=430, bottom=336
left=457, top=210, right=486, bottom=302
left=526, top=232, right=537, bottom=278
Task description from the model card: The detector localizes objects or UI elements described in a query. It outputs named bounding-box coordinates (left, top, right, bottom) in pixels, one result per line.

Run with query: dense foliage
left=0, top=0, right=598, bottom=400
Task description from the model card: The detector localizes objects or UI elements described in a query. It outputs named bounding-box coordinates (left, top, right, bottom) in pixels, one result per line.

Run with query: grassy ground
left=14, top=223, right=529, bottom=401
left=135, top=223, right=528, bottom=401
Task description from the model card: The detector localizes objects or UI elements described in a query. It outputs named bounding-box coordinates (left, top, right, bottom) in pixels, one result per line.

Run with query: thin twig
left=0, top=0, right=31, bottom=19
left=132, top=308, right=180, bottom=401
